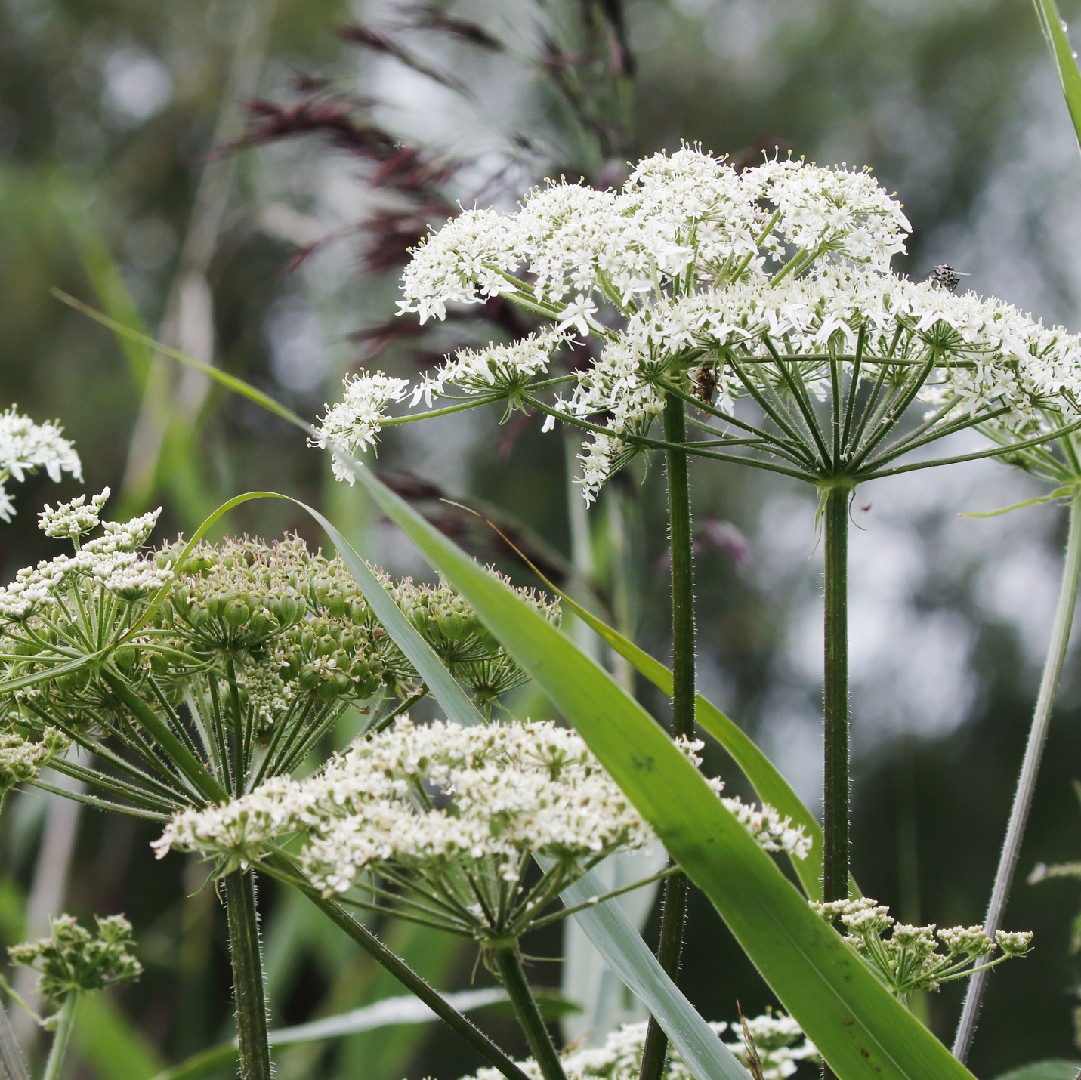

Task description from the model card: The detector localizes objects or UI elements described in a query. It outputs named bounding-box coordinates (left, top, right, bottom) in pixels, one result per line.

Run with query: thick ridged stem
left=639, top=393, right=696, bottom=1080
left=821, top=481, right=852, bottom=906
left=489, top=946, right=567, bottom=1080
left=953, top=487, right=1081, bottom=1062
left=821, top=480, right=853, bottom=1080
left=222, top=869, right=271, bottom=1080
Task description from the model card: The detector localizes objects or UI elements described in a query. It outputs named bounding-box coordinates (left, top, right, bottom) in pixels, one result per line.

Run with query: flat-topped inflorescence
left=0, top=492, right=557, bottom=818
left=315, top=145, right=1081, bottom=501
left=154, top=717, right=809, bottom=939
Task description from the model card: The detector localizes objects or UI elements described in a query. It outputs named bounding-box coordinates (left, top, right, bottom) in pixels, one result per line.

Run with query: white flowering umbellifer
left=455, top=1013, right=819, bottom=1080
left=0, top=406, right=82, bottom=522
left=311, top=372, right=410, bottom=483
left=813, top=897, right=1032, bottom=997
left=313, top=144, right=1081, bottom=501
left=155, top=717, right=810, bottom=940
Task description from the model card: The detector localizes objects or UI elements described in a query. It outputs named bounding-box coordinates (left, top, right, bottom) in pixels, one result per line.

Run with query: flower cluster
left=453, top=1013, right=818, bottom=1080
left=315, top=145, right=1081, bottom=501
left=0, top=406, right=82, bottom=522
left=0, top=490, right=168, bottom=624
left=0, top=725, right=68, bottom=805
left=0, top=493, right=556, bottom=819
left=813, top=897, right=1032, bottom=997
left=154, top=717, right=809, bottom=939
left=9, top=914, right=141, bottom=1009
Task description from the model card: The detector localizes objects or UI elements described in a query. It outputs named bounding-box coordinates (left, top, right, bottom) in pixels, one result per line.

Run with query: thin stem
left=639, top=393, right=696, bottom=1080
left=222, top=869, right=271, bottom=1080
left=952, top=484, right=1081, bottom=1062
left=489, top=946, right=567, bottom=1080
left=864, top=414, right=1081, bottom=480
left=762, top=337, right=831, bottom=467
left=269, top=856, right=531, bottom=1080
left=41, top=995, right=76, bottom=1080
left=821, top=481, right=853, bottom=905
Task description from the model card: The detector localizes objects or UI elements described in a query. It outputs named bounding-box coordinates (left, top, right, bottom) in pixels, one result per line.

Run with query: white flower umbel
left=813, top=897, right=1032, bottom=997
left=312, top=372, right=410, bottom=482
left=454, top=1012, right=819, bottom=1080
left=316, top=144, right=1081, bottom=500
left=0, top=494, right=169, bottom=623
left=0, top=406, right=82, bottom=521
left=155, top=717, right=809, bottom=939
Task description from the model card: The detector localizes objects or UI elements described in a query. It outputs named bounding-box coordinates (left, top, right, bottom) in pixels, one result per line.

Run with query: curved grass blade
left=334, top=452, right=977, bottom=1080
left=149, top=990, right=512, bottom=1080
left=449, top=504, right=824, bottom=899
left=1032, top=0, right=1081, bottom=155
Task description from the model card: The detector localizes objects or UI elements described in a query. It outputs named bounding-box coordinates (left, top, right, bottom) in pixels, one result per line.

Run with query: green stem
left=489, top=946, right=567, bottom=1080
left=639, top=392, right=696, bottom=1080
left=222, top=869, right=271, bottom=1080
left=952, top=484, right=1081, bottom=1062
left=41, top=995, right=77, bottom=1080
left=268, top=856, right=531, bottom=1080
left=821, top=481, right=852, bottom=905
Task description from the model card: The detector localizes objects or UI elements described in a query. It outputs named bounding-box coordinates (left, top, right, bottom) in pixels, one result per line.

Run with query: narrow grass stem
left=952, top=484, right=1081, bottom=1062
left=40, top=995, right=76, bottom=1080
left=222, top=869, right=272, bottom=1080
left=489, top=946, right=567, bottom=1080
left=0, top=997, right=28, bottom=1080
left=639, top=393, right=696, bottom=1080
left=822, top=480, right=853, bottom=906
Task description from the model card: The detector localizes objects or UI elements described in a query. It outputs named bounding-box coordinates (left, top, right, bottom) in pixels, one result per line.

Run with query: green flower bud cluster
left=9, top=914, right=141, bottom=1009
left=813, top=897, right=1032, bottom=997
left=0, top=500, right=557, bottom=817
left=0, top=724, right=68, bottom=802
left=155, top=537, right=313, bottom=657
left=393, top=573, right=560, bottom=706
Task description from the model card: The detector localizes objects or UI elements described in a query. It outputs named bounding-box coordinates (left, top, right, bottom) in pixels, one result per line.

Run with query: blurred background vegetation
left=4, top=0, right=1081, bottom=1076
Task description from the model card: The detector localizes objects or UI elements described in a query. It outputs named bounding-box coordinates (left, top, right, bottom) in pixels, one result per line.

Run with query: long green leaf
left=1032, top=0, right=1081, bottom=153
left=469, top=521, right=824, bottom=900
left=72, top=993, right=166, bottom=1080
left=335, top=453, right=978, bottom=1080
left=268, top=496, right=754, bottom=1080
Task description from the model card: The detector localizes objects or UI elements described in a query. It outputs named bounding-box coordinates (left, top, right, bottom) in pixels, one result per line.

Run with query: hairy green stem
left=822, top=481, right=852, bottom=905
left=639, top=393, right=696, bottom=1080
left=269, top=857, right=531, bottom=1080
left=222, top=870, right=271, bottom=1080
left=41, top=995, right=76, bottom=1080
left=952, top=485, right=1081, bottom=1062
left=489, top=946, right=567, bottom=1080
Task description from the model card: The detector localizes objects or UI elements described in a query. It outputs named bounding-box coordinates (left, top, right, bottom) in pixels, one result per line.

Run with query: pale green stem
left=952, top=485, right=1081, bottom=1062
left=223, top=869, right=272, bottom=1080
left=41, top=995, right=76, bottom=1080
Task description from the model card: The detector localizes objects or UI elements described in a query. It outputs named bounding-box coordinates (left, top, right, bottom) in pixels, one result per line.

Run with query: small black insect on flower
left=929, top=264, right=969, bottom=292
